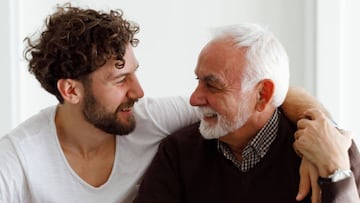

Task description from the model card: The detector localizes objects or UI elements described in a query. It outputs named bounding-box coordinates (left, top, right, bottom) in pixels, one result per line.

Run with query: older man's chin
left=199, top=120, right=227, bottom=140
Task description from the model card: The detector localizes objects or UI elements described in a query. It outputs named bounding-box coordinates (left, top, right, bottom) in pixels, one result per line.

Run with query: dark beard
left=82, top=90, right=137, bottom=136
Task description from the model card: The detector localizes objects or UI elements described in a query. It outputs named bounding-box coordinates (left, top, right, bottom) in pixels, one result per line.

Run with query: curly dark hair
left=24, top=3, right=139, bottom=103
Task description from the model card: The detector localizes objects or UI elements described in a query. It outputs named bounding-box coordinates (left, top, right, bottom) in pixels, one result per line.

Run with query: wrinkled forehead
left=195, top=37, right=247, bottom=78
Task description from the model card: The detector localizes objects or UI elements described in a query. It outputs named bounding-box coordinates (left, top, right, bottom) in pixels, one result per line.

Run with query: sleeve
left=133, top=136, right=183, bottom=203
left=320, top=176, right=359, bottom=203
left=320, top=141, right=360, bottom=203
left=0, top=137, right=30, bottom=203
left=138, top=96, right=199, bottom=136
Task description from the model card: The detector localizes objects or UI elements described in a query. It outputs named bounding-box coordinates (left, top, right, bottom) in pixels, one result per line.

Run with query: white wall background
left=316, top=0, right=360, bottom=143
left=0, top=0, right=13, bottom=137
left=0, top=0, right=358, bottom=144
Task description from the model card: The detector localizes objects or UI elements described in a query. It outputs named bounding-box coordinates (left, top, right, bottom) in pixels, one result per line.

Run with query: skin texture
left=190, top=36, right=315, bottom=200
left=191, top=38, right=255, bottom=143
left=82, top=46, right=142, bottom=135
left=23, top=6, right=348, bottom=199
left=294, top=109, right=352, bottom=176
left=294, top=109, right=354, bottom=202
left=282, top=87, right=332, bottom=202
left=55, top=45, right=144, bottom=187
left=189, top=35, right=344, bottom=202
left=190, top=37, right=272, bottom=156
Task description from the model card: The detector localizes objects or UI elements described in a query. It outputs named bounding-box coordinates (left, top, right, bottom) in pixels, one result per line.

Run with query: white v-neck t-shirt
left=0, top=96, right=198, bottom=203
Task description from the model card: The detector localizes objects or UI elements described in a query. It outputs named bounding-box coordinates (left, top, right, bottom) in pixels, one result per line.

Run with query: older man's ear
left=255, top=79, right=274, bottom=112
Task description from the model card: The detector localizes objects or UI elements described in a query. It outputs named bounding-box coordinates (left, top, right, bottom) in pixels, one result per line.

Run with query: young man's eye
left=115, top=62, right=125, bottom=69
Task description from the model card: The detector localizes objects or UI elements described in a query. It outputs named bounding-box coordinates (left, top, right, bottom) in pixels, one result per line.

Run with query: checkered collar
left=217, top=108, right=280, bottom=172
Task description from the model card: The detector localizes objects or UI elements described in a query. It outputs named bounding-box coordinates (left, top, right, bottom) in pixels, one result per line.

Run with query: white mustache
left=197, top=107, right=218, bottom=118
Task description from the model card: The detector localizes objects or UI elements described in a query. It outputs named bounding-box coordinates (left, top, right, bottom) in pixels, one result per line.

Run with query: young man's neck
left=55, top=104, right=116, bottom=156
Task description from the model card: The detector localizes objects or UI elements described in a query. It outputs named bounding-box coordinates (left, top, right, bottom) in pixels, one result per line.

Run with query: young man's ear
left=57, top=79, right=83, bottom=104
left=255, top=79, right=274, bottom=111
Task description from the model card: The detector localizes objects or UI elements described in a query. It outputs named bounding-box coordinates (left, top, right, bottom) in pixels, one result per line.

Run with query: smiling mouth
left=203, top=112, right=217, bottom=119
left=117, top=99, right=138, bottom=113
left=198, top=107, right=218, bottom=121
left=202, top=112, right=219, bottom=124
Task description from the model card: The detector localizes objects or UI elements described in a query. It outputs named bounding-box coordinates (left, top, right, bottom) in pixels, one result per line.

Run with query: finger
left=305, top=159, right=321, bottom=203
left=294, top=129, right=307, bottom=141
left=297, top=118, right=311, bottom=130
left=310, top=169, right=321, bottom=203
left=296, top=161, right=311, bottom=201
left=294, top=130, right=301, bottom=141
left=303, top=108, right=323, bottom=121
left=293, top=134, right=307, bottom=155
left=293, top=142, right=303, bottom=158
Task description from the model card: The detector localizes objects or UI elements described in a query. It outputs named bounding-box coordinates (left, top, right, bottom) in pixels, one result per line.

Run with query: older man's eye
left=206, top=83, right=219, bottom=91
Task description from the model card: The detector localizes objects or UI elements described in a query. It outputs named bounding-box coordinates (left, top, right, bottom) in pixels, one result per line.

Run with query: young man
left=0, top=4, right=197, bottom=202
left=0, top=4, right=336, bottom=203
left=133, top=24, right=360, bottom=202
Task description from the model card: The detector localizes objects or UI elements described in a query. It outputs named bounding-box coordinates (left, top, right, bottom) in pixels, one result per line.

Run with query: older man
left=134, top=23, right=360, bottom=202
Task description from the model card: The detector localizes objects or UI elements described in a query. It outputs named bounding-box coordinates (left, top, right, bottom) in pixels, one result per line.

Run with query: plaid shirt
left=218, top=109, right=280, bottom=172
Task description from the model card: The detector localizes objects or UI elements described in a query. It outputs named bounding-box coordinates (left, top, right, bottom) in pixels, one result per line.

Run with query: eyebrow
left=107, top=64, right=139, bottom=81
left=203, top=75, right=217, bottom=83
left=203, top=74, right=223, bottom=85
left=202, top=74, right=227, bottom=88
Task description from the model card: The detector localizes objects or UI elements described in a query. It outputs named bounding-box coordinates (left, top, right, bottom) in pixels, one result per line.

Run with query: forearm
left=281, top=86, right=332, bottom=124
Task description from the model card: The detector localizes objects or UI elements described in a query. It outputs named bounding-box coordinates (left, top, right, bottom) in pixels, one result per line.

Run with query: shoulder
left=7, top=105, right=57, bottom=141
left=2, top=105, right=57, bottom=160
left=0, top=136, right=18, bottom=160
left=1, top=104, right=56, bottom=156
left=0, top=106, right=57, bottom=201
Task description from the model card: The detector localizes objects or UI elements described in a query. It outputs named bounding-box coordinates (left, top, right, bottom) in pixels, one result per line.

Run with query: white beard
left=199, top=117, right=229, bottom=139
left=197, top=95, right=252, bottom=139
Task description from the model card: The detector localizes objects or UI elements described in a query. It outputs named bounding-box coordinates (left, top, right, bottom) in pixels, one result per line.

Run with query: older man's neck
left=219, top=106, right=276, bottom=159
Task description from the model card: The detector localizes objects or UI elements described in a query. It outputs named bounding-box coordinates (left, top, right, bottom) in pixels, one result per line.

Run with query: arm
left=281, top=86, right=332, bottom=124
left=281, top=86, right=331, bottom=202
left=281, top=86, right=349, bottom=202
left=294, top=109, right=360, bottom=202
left=139, top=96, right=199, bottom=136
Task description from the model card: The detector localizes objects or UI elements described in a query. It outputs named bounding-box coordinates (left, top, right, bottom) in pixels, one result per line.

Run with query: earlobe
left=255, top=79, right=274, bottom=111
left=57, top=79, right=81, bottom=104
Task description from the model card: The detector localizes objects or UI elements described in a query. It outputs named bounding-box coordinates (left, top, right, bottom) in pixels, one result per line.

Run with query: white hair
left=212, top=23, right=289, bottom=107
